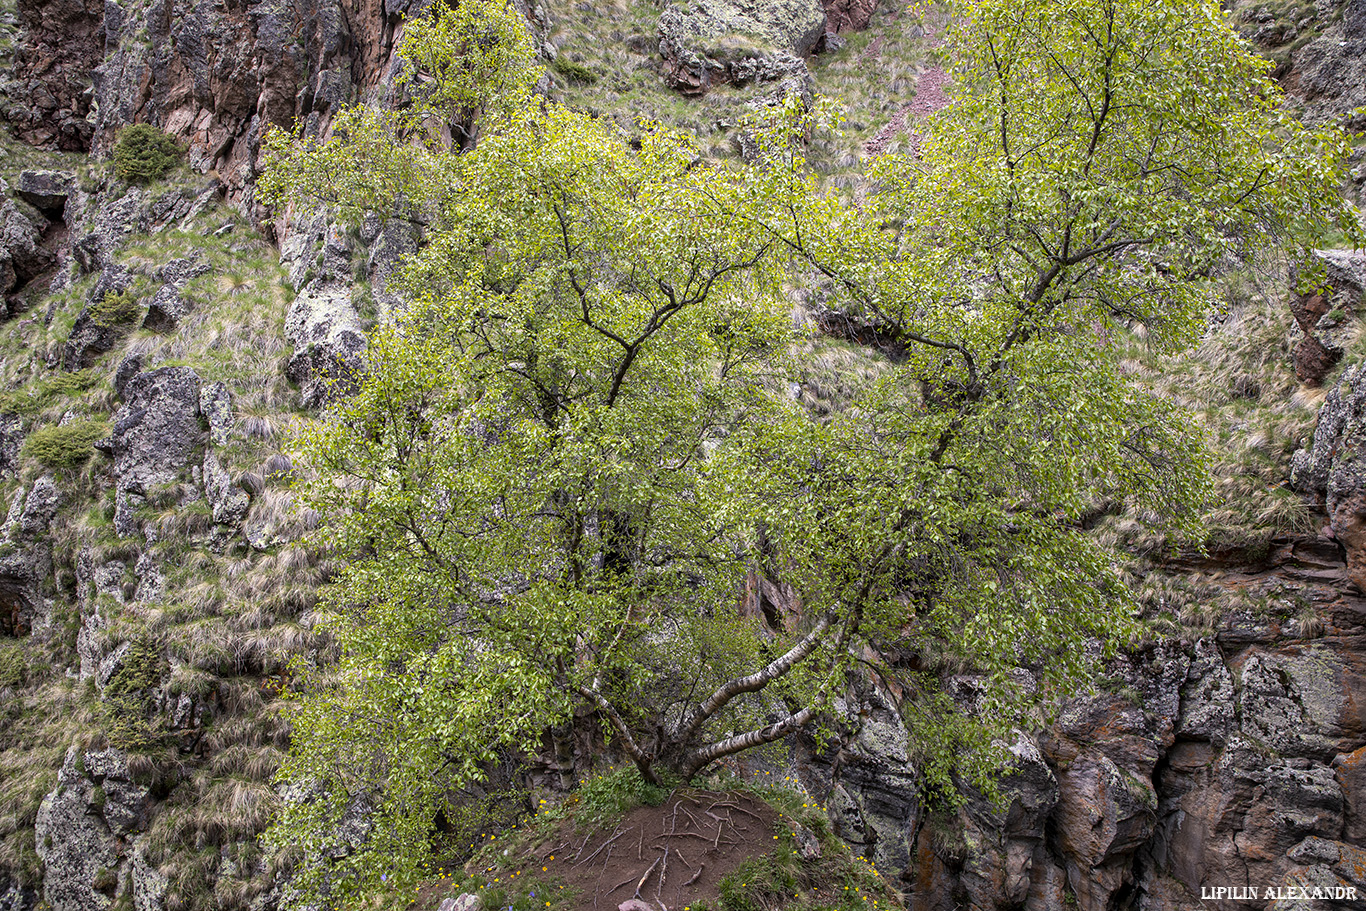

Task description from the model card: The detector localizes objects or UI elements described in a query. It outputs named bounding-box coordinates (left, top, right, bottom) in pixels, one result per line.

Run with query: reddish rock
left=8, top=0, right=105, bottom=150
left=1296, top=334, right=1344, bottom=386
left=824, top=0, right=878, bottom=33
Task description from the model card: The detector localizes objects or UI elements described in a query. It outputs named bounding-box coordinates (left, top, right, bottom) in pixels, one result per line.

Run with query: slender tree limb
left=674, top=613, right=832, bottom=748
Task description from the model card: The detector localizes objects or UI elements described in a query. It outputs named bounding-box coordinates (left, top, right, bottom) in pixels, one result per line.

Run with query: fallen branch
left=713, top=801, right=763, bottom=821
left=575, top=827, right=626, bottom=868
left=634, top=856, right=661, bottom=899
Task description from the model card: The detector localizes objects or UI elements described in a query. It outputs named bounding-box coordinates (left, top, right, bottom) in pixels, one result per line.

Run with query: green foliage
left=0, top=369, right=102, bottom=415
left=112, top=124, right=181, bottom=183
left=574, top=767, right=671, bottom=826
left=262, top=0, right=1357, bottom=905
left=87, top=290, right=142, bottom=327
left=22, top=420, right=108, bottom=469
left=550, top=56, right=597, bottom=84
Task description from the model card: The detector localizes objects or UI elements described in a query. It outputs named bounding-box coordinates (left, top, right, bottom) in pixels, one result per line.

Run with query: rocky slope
left=0, top=1, right=1365, bottom=911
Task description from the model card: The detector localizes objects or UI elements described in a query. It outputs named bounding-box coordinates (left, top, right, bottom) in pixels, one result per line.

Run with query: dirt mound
left=533, top=790, right=779, bottom=910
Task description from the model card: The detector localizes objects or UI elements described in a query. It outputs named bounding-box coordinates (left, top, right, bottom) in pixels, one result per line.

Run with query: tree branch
left=673, top=613, right=832, bottom=748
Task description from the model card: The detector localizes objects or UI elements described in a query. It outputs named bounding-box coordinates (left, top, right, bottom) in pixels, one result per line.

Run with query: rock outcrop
left=1291, top=360, right=1366, bottom=589
left=5, top=0, right=432, bottom=202
left=1288, top=250, right=1366, bottom=386
left=36, top=747, right=150, bottom=911
left=103, top=366, right=204, bottom=538
left=658, top=0, right=826, bottom=94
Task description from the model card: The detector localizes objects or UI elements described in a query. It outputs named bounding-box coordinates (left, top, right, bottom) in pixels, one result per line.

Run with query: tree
left=261, top=0, right=1357, bottom=904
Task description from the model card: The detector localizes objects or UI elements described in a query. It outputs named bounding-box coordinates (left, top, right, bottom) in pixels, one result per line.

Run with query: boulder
left=203, top=452, right=249, bottom=527
left=130, top=844, right=167, bottom=911
left=0, top=197, right=54, bottom=293
left=63, top=264, right=137, bottom=370
left=35, top=748, right=122, bottom=911
left=1238, top=645, right=1366, bottom=761
left=0, top=414, right=24, bottom=477
left=106, top=367, right=204, bottom=537
left=1176, top=638, right=1236, bottom=742
left=66, top=187, right=146, bottom=274
left=15, top=170, right=74, bottom=212
left=142, top=254, right=209, bottom=333
left=199, top=381, right=234, bottom=447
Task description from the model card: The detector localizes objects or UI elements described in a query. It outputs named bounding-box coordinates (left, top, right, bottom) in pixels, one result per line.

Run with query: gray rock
left=140, top=284, right=188, bottom=333
left=157, top=254, right=210, bottom=288
left=18, top=475, right=61, bottom=536
left=113, top=354, right=143, bottom=400
left=96, top=642, right=130, bottom=690
left=130, top=844, right=167, bottom=911
left=64, top=265, right=139, bottom=370
left=0, top=538, right=52, bottom=639
left=366, top=220, right=419, bottom=316
left=1290, top=362, right=1366, bottom=589
left=284, top=281, right=366, bottom=408
left=437, top=896, right=479, bottom=911
left=108, top=367, right=204, bottom=537
left=0, top=197, right=53, bottom=292
left=199, top=381, right=234, bottom=447
left=0, top=414, right=23, bottom=477
left=142, top=254, right=210, bottom=332
left=203, top=452, right=249, bottom=527
left=35, top=747, right=121, bottom=911
left=82, top=748, right=148, bottom=835
left=132, top=553, right=163, bottom=604
left=15, top=170, right=74, bottom=211
left=1177, top=638, right=1235, bottom=742
left=68, top=187, right=146, bottom=274
left=0, top=878, right=36, bottom=911
left=1240, top=647, right=1358, bottom=761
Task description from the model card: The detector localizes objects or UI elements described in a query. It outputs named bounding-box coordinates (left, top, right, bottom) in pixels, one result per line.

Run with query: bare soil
left=527, top=790, right=781, bottom=911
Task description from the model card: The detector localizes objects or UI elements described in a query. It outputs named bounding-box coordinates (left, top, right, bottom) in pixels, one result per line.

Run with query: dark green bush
left=112, top=124, right=181, bottom=182
left=22, top=420, right=108, bottom=469
left=87, top=291, right=142, bottom=327
left=551, top=56, right=597, bottom=83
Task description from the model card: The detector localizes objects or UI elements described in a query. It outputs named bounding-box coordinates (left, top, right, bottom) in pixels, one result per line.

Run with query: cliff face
left=1, top=2, right=1365, bottom=911
left=6, top=0, right=415, bottom=196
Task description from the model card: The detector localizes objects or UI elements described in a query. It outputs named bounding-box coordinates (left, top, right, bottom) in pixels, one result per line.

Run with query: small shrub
left=22, top=420, right=108, bottom=469
left=574, top=766, right=670, bottom=825
left=551, top=56, right=598, bottom=83
left=113, top=124, right=181, bottom=183
left=87, top=291, right=142, bottom=327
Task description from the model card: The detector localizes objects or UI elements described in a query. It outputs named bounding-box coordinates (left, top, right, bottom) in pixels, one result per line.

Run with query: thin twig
left=575, top=826, right=626, bottom=867
left=713, top=801, right=764, bottom=821
left=683, top=864, right=705, bottom=887
left=633, top=856, right=662, bottom=898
